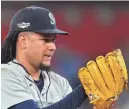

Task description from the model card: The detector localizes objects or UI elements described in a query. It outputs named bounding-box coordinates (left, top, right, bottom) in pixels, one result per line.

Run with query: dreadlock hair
left=1, top=31, right=19, bottom=64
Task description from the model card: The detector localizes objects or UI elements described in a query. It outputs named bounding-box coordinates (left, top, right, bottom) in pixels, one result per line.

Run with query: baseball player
left=2, top=5, right=127, bottom=109
left=1, top=6, right=87, bottom=109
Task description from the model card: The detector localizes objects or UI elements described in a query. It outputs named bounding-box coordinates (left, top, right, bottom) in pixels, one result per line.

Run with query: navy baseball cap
left=9, top=5, right=69, bottom=35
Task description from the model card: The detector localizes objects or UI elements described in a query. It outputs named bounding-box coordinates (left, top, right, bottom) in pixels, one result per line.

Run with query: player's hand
left=93, top=106, right=97, bottom=109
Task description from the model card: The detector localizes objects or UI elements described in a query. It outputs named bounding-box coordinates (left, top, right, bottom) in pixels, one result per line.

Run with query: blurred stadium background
left=1, top=1, right=129, bottom=109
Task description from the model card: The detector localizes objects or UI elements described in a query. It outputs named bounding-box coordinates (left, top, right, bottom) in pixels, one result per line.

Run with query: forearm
left=44, top=85, right=87, bottom=109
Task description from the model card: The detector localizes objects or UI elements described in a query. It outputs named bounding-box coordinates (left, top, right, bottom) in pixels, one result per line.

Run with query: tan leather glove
left=78, top=49, right=128, bottom=109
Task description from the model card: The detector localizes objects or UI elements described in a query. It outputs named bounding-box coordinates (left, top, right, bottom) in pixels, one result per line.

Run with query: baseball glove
left=78, top=49, right=128, bottom=109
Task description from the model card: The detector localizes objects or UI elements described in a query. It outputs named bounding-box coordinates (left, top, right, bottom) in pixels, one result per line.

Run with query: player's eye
left=40, top=38, right=56, bottom=43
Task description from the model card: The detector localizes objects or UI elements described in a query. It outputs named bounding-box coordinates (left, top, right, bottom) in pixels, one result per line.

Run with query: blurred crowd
left=1, top=1, right=129, bottom=109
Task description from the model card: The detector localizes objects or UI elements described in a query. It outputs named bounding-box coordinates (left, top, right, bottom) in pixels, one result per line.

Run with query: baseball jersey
left=1, top=59, right=73, bottom=109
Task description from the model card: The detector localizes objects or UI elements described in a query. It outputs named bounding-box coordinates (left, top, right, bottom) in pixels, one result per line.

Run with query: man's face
left=24, top=32, right=56, bottom=70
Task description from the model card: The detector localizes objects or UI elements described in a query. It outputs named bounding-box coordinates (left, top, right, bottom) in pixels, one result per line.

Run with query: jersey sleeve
left=1, top=68, right=34, bottom=109
left=61, top=78, right=73, bottom=98
left=49, top=71, right=73, bottom=98
left=8, top=100, right=39, bottom=109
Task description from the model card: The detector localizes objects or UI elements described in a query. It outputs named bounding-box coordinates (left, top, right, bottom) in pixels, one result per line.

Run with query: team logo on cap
left=49, top=13, right=56, bottom=25
left=17, top=22, right=30, bottom=29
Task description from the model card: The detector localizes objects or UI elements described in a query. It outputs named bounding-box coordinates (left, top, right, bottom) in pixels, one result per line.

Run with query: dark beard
left=39, top=63, right=51, bottom=72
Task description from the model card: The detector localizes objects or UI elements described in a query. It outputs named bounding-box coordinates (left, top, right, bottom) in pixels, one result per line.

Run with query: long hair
left=1, top=31, right=19, bottom=64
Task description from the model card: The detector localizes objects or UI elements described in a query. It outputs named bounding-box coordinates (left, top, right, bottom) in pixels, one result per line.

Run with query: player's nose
left=47, top=42, right=56, bottom=51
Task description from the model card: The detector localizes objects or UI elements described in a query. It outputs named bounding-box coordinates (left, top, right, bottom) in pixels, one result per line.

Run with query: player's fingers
left=93, top=106, right=97, bottom=109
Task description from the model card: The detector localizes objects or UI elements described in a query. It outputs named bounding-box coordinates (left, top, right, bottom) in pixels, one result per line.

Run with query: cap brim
left=34, top=28, right=70, bottom=35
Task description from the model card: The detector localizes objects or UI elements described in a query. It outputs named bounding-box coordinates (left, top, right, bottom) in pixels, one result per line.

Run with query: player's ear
left=17, top=32, right=28, bottom=49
